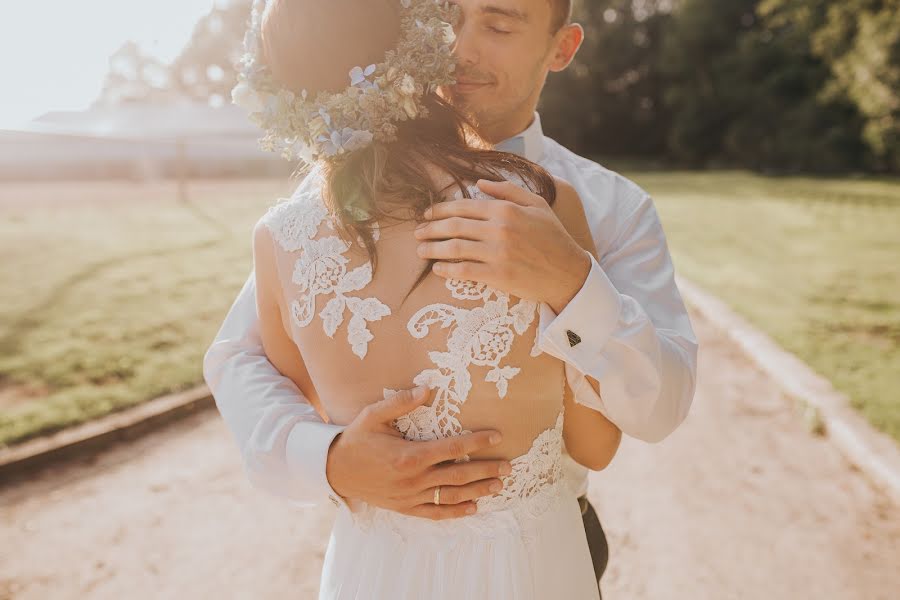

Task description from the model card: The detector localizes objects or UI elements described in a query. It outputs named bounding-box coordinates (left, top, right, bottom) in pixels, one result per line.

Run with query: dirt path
left=2, top=308, right=899, bottom=599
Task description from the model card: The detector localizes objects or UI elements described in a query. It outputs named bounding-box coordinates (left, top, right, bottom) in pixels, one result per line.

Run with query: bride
left=234, top=0, right=621, bottom=597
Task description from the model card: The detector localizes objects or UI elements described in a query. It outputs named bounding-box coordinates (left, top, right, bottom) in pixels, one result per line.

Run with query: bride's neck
left=375, top=160, right=470, bottom=218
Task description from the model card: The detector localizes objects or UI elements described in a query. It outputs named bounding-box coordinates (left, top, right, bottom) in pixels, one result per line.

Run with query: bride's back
left=256, top=168, right=565, bottom=462
left=253, top=0, right=568, bottom=465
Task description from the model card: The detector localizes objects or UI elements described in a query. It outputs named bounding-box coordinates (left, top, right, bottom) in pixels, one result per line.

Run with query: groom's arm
left=202, top=270, right=347, bottom=508
left=417, top=176, right=698, bottom=445
left=204, top=267, right=508, bottom=517
left=536, top=180, right=698, bottom=443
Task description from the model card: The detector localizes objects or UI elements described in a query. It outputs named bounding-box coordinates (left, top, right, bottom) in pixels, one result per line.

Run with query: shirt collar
left=494, top=112, right=545, bottom=163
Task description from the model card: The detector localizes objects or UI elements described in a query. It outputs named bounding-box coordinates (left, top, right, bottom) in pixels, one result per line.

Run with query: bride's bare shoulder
left=251, top=217, right=280, bottom=302
left=549, top=176, right=598, bottom=260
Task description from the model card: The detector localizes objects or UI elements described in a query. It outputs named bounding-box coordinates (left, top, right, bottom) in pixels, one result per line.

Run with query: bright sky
left=0, top=0, right=218, bottom=129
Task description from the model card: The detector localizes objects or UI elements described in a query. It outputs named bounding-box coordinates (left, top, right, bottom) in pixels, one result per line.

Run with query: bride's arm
left=203, top=249, right=345, bottom=508
left=251, top=221, right=326, bottom=420
left=551, top=178, right=622, bottom=471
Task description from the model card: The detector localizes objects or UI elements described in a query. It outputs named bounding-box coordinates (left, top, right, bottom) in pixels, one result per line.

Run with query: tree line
left=540, top=0, right=899, bottom=174
left=98, top=0, right=898, bottom=174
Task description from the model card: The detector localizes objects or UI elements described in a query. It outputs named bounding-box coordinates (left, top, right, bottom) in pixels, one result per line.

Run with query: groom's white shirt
left=203, top=112, right=698, bottom=507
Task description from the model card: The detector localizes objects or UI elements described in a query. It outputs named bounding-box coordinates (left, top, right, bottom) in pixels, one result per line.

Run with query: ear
left=549, top=23, right=584, bottom=72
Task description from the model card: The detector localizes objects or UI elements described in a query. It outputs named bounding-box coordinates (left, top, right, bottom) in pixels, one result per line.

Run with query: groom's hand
left=415, top=179, right=591, bottom=314
left=325, top=385, right=511, bottom=520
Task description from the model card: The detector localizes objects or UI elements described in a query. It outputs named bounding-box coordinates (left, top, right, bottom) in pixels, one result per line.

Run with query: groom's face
left=445, top=0, right=579, bottom=141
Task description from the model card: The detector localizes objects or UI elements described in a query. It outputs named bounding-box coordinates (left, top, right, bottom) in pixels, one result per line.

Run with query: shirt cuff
left=565, top=362, right=609, bottom=416
left=285, top=421, right=349, bottom=509
left=537, top=251, right=623, bottom=375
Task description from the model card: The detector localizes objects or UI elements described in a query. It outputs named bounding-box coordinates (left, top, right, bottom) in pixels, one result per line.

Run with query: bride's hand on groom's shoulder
left=415, top=178, right=592, bottom=312
left=325, top=386, right=513, bottom=520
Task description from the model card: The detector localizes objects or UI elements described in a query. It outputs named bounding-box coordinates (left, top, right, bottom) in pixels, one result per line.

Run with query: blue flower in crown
left=320, top=128, right=376, bottom=157
left=349, top=64, right=377, bottom=89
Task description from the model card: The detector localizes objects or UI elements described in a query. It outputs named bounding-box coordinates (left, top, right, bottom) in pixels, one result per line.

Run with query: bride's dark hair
left=261, top=0, right=557, bottom=302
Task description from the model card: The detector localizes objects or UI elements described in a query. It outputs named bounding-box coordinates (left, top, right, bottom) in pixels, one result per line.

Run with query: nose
left=451, top=21, right=479, bottom=68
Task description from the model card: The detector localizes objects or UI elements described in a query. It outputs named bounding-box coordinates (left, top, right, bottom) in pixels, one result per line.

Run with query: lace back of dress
left=258, top=169, right=567, bottom=514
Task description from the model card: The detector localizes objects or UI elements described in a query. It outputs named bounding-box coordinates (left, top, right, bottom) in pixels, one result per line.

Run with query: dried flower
left=232, top=0, right=460, bottom=164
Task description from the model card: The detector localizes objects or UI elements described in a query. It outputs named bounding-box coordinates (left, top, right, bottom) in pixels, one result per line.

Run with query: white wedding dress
left=255, top=167, right=600, bottom=600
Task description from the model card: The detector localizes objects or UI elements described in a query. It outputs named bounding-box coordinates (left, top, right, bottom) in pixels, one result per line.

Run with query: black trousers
left=578, top=495, right=609, bottom=599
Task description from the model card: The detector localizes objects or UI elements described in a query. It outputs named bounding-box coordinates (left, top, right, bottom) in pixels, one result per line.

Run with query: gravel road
left=2, top=308, right=898, bottom=599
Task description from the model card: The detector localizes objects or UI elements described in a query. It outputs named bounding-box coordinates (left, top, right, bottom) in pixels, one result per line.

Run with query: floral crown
left=231, top=0, right=459, bottom=164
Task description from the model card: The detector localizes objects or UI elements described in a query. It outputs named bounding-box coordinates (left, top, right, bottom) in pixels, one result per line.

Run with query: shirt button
left=566, top=330, right=582, bottom=347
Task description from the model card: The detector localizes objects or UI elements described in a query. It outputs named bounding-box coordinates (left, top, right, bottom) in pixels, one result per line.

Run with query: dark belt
left=577, top=494, right=608, bottom=598
left=578, top=494, right=590, bottom=515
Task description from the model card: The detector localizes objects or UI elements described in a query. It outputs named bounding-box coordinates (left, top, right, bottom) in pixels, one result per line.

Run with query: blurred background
left=0, top=0, right=898, bottom=598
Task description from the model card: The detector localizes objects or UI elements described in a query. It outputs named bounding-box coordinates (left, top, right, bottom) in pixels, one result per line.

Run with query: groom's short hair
left=550, top=0, right=573, bottom=32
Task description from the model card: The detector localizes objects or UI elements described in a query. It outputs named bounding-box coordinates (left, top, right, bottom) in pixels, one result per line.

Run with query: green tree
left=540, top=0, right=675, bottom=159
left=813, top=1, right=899, bottom=170
left=661, top=0, right=867, bottom=172
left=96, top=41, right=175, bottom=105
left=658, top=0, right=759, bottom=166
left=169, top=0, right=254, bottom=106
left=97, top=0, right=253, bottom=107
left=758, top=0, right=899, bottom=171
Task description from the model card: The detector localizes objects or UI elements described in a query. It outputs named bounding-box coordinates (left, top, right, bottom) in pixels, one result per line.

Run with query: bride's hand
left=325, top=386, right=513, bottom=520
left=415, top=178, right=591, bottom=313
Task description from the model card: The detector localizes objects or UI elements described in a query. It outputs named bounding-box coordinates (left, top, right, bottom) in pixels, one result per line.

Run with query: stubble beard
left=444, top=91, right=499, bottom=139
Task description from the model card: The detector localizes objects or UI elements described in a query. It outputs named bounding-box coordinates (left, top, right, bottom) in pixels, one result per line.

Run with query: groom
left=205, top=0, right=698, bottom=595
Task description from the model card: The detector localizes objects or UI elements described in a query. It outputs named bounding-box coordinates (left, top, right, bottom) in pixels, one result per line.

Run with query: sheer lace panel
left=257, top=169, right=566, bottom=500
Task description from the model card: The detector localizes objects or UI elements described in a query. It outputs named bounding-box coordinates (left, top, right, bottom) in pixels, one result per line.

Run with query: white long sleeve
left=536, top=190, right=698, bottom=443
left=203, top=271, right=347, bottom=508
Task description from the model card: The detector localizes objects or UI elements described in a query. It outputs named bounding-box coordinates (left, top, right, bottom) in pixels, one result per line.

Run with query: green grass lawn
left=0, top=171, right=897, bottom=448
left=0, top=178, right=296, bottom=448
left=624, top=171, right=900, bottom=442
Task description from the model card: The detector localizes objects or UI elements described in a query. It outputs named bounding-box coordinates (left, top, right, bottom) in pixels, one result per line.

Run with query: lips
left=452, top=80, right=490, bottom=93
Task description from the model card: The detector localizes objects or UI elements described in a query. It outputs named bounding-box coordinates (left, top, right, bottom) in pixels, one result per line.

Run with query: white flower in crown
left=399, top=74, right=416, bottom=95
left=232, top=0, right=459, bottom=165
left=231, top=80, right=265, bottom=113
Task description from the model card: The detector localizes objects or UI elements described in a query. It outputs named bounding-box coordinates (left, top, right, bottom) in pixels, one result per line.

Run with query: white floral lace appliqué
left=386, top=278, right=540, bottom=442
left=263, top=188, right=390, bottom=359
left=476, top=407, right=565, bottom=516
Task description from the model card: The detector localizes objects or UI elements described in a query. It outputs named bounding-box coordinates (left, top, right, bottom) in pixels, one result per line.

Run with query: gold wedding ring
left=434, top=486, right=442, bottom=505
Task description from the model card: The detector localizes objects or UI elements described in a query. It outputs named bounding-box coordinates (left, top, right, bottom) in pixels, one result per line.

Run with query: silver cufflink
left=566, top=330, right=582, bottom=347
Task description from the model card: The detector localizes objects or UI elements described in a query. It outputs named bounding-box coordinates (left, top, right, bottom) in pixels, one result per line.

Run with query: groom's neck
left=475, top=91, right=541, bottom=145
left=479, top=112, right=536, bottom=146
